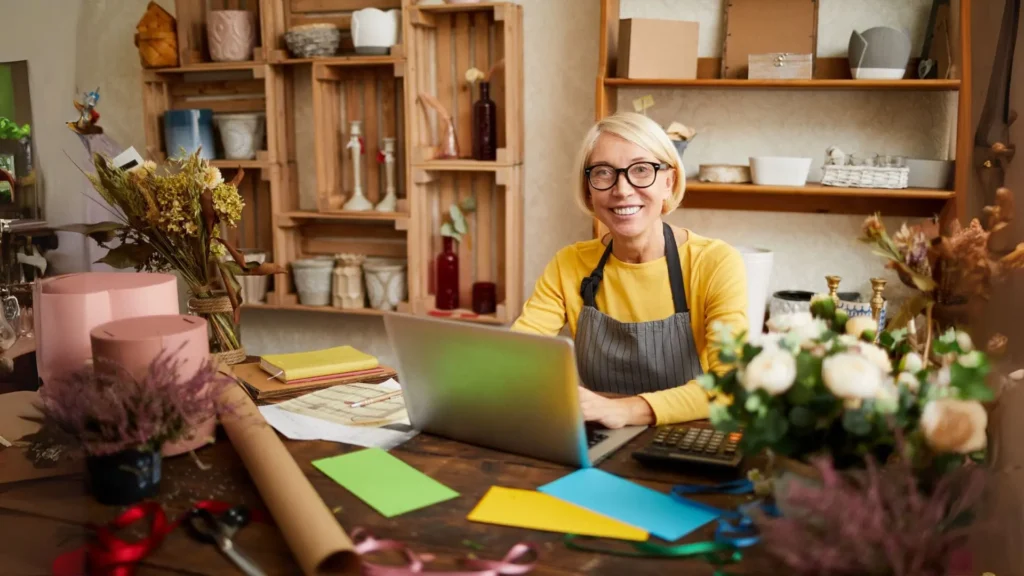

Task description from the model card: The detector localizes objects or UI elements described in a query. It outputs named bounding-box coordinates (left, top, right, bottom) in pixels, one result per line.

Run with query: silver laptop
left=382, top=312, right=646, bottom=468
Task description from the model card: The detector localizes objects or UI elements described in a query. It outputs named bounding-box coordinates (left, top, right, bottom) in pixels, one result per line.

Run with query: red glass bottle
left=435, top=236, right=459, bottom=310
left=472, top=81, right=497, bottom=161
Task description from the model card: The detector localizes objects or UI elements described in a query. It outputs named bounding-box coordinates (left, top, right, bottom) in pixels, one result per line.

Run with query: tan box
left=616, top=19, right=699, bottom=80
left=748, top=53, right=812, bottom=80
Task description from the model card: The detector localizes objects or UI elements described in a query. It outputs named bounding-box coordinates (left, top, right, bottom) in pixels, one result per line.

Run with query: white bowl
left=749, top=156, right=813, bottom=186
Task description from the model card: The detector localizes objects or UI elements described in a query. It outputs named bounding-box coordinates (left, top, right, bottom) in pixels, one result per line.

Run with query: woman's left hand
left=578, top=386, right=655, bottom=429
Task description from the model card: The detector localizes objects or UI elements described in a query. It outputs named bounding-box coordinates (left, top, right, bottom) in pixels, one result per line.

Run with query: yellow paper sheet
left=467, top=486, right=649, bottom=542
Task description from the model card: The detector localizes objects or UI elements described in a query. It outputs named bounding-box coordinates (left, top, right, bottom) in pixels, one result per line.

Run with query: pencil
left=348, top=390, right=403, bottom=408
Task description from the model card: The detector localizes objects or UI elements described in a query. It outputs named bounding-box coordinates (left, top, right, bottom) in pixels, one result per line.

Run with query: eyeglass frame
left=583, top=161, right=672, bottom=191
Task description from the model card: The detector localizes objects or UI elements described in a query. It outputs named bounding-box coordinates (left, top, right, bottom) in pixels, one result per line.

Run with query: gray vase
left=849, top=26, right=911, bottom=80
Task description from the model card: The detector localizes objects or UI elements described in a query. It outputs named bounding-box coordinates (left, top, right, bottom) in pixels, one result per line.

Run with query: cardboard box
left=616, top=19, right=699, bottom=80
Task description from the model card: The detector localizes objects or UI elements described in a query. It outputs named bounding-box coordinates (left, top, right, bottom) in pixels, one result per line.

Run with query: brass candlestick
left=826, top=275, right=842, bottom=304
left=870, top=278, right=887, bottom=325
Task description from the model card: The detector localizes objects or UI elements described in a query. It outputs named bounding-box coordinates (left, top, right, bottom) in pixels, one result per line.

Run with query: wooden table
left=0, top=354, right=766, bottom=575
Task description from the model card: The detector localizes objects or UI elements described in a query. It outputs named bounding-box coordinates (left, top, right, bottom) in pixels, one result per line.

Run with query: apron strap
left=663, top=222, right=689, bottom=314
left=580, top=240, right=615, bottom=308
left=579, top=223, right=688, bottom=313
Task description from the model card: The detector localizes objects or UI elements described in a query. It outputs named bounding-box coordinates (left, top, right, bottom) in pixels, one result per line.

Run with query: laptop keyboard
left=586, top=429, right=609, bottom=448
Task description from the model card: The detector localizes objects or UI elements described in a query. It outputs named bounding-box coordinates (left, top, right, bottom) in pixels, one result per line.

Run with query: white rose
left=790, top=318, right=828, bottom=342
left=748, top=331, right=783, bottom=350
left=956, top=331, right=974, bottom=352
left=957, top=351, right=982, bottom=368
left=741, top=349, right=797, bottom=395
left=932, top=365, right=952, bottom=388
left=855, top=343, right=893, bottom=374
left=896, top=371, right=919, bottom=392
left=822, top=352, right=884, bottom=399
left=846, top=316, right=878, bottom=339
left=900, top=352, right=923, bottom=374
left=875, top=378, right=900, bottom=413
left=766, top=312, right=814, bottom=333
left=920, top=399, right=988, bottom=453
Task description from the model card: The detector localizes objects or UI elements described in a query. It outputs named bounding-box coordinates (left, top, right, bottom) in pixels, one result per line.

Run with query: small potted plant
left=36, top=347, right=236, bottom=505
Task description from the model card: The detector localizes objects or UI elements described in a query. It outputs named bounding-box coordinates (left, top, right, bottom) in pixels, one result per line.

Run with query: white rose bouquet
left=700, top=295, right=993, bottom=472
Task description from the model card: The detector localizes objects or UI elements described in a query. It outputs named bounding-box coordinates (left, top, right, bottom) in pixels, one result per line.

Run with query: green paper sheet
left=312, top=448, right=459, bottom=517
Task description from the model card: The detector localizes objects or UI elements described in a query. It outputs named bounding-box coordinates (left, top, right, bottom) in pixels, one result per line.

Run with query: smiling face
left=585, top=133, right=675, bottom=241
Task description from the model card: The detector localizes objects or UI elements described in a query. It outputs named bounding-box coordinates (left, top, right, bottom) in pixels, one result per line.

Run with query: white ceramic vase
left=292, top=257, right=334, bottom=306
left=351, top=8, right=401, bottom=55
left=332, top=254, right=367, bottom=309
left=214, top=113, right=265, bottom=160
left=207, top=10, right=256, bottom=62
left=363, top=258, right=407, bottom=311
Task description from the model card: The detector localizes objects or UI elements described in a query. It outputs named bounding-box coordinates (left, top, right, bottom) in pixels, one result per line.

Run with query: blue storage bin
left=163, top=109, right=216, bottom=160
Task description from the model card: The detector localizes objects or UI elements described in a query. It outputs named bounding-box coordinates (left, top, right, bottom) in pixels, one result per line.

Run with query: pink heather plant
left=753, top=450, right=988, bottom=576
left=37, top=346, right=236, bottom=456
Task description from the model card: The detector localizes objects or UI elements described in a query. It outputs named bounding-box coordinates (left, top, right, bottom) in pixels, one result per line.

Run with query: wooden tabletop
left=0, top=420, right=770, bottom=575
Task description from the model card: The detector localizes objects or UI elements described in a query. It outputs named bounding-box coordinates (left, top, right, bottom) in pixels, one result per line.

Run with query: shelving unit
left=139, top=0, right=524, bottom=324
left=594, top=0, right=972, bottom=233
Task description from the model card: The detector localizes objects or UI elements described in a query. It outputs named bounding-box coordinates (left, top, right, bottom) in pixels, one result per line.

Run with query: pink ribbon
left=352, top=528, right=538, bottom=575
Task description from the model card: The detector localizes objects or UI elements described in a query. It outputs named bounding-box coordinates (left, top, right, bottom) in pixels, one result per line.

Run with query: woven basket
left=135, top=30, right=179, bottom=68
left=820, top=164, right=909, bottom=189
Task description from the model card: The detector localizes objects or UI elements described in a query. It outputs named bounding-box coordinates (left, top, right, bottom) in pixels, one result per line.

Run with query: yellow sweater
left=510, top=229, right=748, bottom=425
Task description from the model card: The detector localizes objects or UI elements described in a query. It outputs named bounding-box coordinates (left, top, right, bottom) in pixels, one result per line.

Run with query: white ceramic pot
left=207, top=10, right=256, bottom=62
left=214, top=113, right=265, bottom=160
left=749, top=156, right=812, bottom=186
left=333, top=254, right=367, bottom=309
left=292, top=257, right=334, bottom=306
left=237, top=250, right=269, bottom=304
left=736, top=246, right=773, bottom=334
left=351, top=8, right=401, bottom=55
left=363, top=258, right=407, bottom=311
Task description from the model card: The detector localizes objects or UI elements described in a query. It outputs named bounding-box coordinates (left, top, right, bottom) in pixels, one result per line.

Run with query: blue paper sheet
left=538, top=468, right=722, bottom=541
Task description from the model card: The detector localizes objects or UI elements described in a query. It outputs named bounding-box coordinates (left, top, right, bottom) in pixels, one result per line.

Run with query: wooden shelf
left=414, top=1, right=509, bottom=14
left=605, top=77, right=960, bottom=91
left=277, top=55, right=402, bottom=67
left=242, top=302, right=394, bottom=317
left=686, top=181, right=955, bottom=199
left=154, top=61, right=265, bottom=74
left=282, top=210, right=407, bottom=221
left=414, top=159, right=511, bottom=172
left=210, top=159, right=273, bottom=169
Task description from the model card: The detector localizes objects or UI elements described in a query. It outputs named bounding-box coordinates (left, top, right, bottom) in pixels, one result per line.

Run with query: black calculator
left=632, top=425, right=745, bottom=469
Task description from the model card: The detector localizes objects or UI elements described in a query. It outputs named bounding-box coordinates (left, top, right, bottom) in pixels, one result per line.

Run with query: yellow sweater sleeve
left=510, top=254, right=568, bottom=336
left=638, top=244, right=749, bottom=425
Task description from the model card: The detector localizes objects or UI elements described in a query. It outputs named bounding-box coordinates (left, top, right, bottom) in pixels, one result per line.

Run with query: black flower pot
left=86, top=448, right=162, bottom=506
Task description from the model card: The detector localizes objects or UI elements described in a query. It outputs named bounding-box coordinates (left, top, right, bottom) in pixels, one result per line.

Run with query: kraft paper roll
left=218, top=378, right=360, bottom=575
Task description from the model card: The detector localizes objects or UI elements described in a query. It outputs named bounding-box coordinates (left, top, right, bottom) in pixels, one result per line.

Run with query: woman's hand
left=578, top=386, right=656, bottom=429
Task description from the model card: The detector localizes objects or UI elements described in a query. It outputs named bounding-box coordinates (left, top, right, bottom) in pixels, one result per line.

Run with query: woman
left=510, top=112, right=748, bottom=429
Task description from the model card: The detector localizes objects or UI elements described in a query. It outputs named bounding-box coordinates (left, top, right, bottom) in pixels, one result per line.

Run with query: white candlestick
left=375, top=137, right=398, bottom=212
left=343, top=120, right=372, bottom=211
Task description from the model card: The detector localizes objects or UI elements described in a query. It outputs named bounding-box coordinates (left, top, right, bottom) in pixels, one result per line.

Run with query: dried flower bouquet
left=74, top=151, right=284, bottom=361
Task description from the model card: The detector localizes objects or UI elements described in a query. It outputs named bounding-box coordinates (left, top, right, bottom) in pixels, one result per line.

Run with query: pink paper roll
left=90, top=314, right=214, bottom=457
left=34, top=272, right=179, bottom=388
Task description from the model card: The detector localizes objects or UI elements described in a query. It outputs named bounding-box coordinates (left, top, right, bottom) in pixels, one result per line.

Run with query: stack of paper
left=233, top=361, right=397, bottom=401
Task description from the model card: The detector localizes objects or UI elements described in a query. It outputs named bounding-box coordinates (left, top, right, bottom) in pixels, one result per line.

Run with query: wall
left=0, top=0, right=85, bottom=272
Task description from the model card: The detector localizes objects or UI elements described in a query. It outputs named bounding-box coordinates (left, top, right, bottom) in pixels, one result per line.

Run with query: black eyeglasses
left=584, top=161, right=670, bottom=191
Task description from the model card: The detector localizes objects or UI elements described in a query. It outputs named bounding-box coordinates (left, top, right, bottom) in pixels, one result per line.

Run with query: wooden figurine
left=68, top=88, right=103, bottom=135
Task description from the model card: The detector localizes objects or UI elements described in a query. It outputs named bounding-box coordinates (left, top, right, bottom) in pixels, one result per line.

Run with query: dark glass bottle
left=435, top=236, right=459, bottom=310
left=472, top=81, right=497, bottom=161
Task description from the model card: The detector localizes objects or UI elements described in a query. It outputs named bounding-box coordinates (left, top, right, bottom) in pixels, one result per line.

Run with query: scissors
left=185, top=505, right=267, bottom=576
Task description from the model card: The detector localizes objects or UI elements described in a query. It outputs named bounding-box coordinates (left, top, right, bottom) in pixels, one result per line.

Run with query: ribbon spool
left=187, top=295, right=246, bottom=365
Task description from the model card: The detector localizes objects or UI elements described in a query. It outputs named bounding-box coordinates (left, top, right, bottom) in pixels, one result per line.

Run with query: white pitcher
left=351, top=8, right=400, bottom=55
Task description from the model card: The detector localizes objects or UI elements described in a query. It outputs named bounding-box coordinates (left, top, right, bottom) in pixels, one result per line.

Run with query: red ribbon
left=351, top=528, right=538, bottom=576
left=51, top=500, right=268, bottom=576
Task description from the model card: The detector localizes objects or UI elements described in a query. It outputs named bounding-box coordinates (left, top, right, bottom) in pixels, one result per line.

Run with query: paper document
left=313, top=448, right=459, bottom=518
left=258, top=379, right=419, bottom=450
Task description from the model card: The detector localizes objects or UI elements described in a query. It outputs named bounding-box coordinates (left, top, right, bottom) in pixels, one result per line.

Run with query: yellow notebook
left=259, top=346, right=380, bottom=382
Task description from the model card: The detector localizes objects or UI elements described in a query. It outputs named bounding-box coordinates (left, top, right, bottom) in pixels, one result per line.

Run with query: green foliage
left=0, top=117, right=29, bottom=140
left=439, top=196, right=478, bottom=243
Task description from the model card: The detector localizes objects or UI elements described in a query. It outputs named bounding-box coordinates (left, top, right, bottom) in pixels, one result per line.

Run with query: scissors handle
left=221, top=538, right=267, bottom=576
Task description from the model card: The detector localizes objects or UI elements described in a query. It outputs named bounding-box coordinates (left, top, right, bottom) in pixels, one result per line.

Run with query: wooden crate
left=140, top=66, right=285, bottom=164
left=219, top=166, right=275, bottom=254
left=405, top=2, right=523, bottom=166
left=172, top=0, right=280, bottom=67
left=278, top=0, right=403, bottom=60
left=311, top=62, right=408, bottom=213
left=408, top=164, right=522, bottom=324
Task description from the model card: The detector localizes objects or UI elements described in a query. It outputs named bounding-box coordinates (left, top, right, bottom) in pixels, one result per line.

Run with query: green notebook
left=312, top=448, right=459, bottom=518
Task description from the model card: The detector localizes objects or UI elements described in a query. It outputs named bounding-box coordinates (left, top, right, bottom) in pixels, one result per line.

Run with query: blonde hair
left=572, top=111, right=685, bottom=217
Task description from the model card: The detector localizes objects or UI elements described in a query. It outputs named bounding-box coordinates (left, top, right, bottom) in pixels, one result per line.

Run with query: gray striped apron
left=575, top=222, right=705, bottom=395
